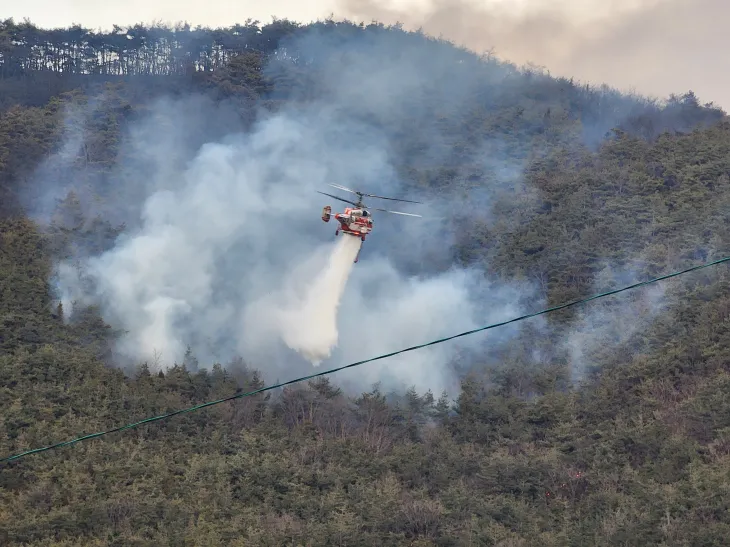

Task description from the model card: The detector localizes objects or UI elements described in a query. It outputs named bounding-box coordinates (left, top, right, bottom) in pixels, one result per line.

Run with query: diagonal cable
left=2, top=254, right=729, bottom=464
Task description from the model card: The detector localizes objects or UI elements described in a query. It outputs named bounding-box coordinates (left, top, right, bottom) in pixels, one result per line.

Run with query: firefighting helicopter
left=318, top=183, right=422, bottom=263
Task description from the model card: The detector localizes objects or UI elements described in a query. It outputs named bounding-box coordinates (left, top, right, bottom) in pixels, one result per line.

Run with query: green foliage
left=1, top=16, right=730, bottom=547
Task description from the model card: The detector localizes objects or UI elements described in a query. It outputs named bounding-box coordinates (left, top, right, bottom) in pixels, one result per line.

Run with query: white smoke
left=278, top=234, right=362, bottom=364
left=35, top=27, right=545, bottom=397
left=42, top=96, right=532, bottom=396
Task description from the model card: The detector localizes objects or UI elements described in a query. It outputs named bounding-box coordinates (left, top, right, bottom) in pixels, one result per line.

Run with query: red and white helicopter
left=318, top=183, right=422, bottom=263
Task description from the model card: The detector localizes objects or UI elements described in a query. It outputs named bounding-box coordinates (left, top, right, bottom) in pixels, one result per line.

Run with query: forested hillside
left=2, top=17, right=730, bottom=546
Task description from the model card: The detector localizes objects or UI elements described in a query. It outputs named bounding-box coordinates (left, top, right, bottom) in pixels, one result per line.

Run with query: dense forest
left=2, top=16, right=730, bottom=546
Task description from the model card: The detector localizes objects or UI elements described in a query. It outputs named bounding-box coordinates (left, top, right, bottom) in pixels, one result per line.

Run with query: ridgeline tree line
left=2, top=17, right=730, bottom=546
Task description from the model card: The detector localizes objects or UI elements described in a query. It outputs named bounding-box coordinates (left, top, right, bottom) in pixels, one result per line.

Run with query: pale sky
left=2, top=0, right=728, bottom=109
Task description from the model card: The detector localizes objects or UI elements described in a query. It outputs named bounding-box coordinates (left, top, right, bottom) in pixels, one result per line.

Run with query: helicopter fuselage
left=322, top=205, right=371, bottom=238
left=334, top=207, right=372, bottom=240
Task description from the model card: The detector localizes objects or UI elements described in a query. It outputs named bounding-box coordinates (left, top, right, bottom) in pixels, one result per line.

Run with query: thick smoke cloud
left=43, top=28, right=539, bottom=397
left=337, top=0, right=730, bottom=109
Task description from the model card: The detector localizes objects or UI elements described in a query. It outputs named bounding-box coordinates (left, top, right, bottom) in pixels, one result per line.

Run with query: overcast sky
left=2, top=0, right=728, bottom=109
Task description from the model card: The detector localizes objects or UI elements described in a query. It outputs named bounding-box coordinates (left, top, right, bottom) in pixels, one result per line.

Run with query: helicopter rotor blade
left=317, top=191, right=360, bottom=207
left=363, top=193, right=423, bottom=204
left=328, top=183, right=361, bottom=196
left=328, top=183, right=422, bottom=204
left=371, top=207, right=422, bottom=217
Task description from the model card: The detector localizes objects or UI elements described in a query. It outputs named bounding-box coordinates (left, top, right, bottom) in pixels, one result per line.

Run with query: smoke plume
left=36, top=27, right=541, bottom=397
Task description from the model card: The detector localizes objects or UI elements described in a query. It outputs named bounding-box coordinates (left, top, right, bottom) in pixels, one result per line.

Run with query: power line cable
left=2, top=254, right=729, bottom=465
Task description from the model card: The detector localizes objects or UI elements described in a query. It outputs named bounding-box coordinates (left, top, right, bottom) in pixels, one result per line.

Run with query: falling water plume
left=279, top=235, right=363, bottom=364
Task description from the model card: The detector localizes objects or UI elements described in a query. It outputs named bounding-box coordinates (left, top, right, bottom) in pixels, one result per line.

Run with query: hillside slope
left=1, top=18, right=730, bottom=546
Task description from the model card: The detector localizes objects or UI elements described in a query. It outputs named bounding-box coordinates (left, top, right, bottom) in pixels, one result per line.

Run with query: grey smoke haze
left=27, top=21, right=712, bottom=399
left=563, top=264, right=668, bottom=384
left=338, top=0, right=730, bottom=109
left=41, top=29, right=543, bottom=397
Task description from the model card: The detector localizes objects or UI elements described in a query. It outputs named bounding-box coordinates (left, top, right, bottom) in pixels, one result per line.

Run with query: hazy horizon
left=3, top=0, right=728, bottom=109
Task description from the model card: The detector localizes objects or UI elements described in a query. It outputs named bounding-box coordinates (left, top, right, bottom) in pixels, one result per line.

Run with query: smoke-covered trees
left=1, top=16, right=730, bottom=546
